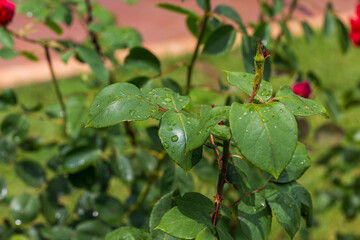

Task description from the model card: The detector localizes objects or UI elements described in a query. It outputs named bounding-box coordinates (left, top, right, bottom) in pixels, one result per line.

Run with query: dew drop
left=274, top=126, right=277, bottom=128
left=171, top=150, right=175, bottom=153
left=171, top=135, right=179, bottom=142
left=92, top=211, right=99, bottom=217
left=129, top=110, right=136, bottom=116
left=168, top=128, right=173, bottom=131
left=164, top=97, right=172, bottom=102
left=163, top=142, right=169, bottom=149
left=279, top=109, right=284, bottom=113
left=243, top=112, right=248, bottom=116
left=239, top=117, right=242, bottom=120
left=15, top=219, right=21, bottom=225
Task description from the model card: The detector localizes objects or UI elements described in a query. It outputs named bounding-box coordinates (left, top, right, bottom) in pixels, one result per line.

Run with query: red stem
left=212, top=140, right=230, bottom=225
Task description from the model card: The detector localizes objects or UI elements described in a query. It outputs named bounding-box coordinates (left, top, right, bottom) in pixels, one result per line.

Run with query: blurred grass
left=1, top=32, right=360, bottom=239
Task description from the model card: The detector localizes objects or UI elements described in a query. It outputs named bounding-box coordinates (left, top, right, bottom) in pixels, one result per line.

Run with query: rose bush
left=0, top=0, right=358, bottom=239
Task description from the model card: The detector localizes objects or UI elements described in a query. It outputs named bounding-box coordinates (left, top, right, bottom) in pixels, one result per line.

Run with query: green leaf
left=1, top=114, right=30, bottom=142
left=60, top=51, right=74, bottom=63
left=335, top=18, right=349, bottom=53
left=124, top=47, right=161, bottom=74
left=159, top=111, right=202, bottom=172
left=271, top=142, right=311, bottom=183
left=21, top=51, right=38, bottom=61
left=150, top=191, right=178, bottom=239
left=10, top=194, right=41, bottom=225
left=261, top=2, right=273, bottom=18
left=143, top=88, right=190, bottom=111
left=0, top=47, right=18, bottom=59
left=0, top=89, right=17, bottom=111
left=274, top=86, right=327, bottom=117
left=40, top=226, right=75, bottom=240
left=214, top=5, right=247, bottom=33
left=45, top=19, right=63, bottom=35
left=75, top=220, right=111, bottom=240
left=100, top=26, right=142, bottom=51
left=0, top=139, right=16, bottom=164
left=301, top=21, right=314, bottom=44
left=216, top=219, right=233, bottom=240
left=174, top=192, right=214, bottom=224
left=0, top=27, right=14, bottom=49
left=294, top=184, right=313, bottom=227
left=95, top=194, right=124, bottom=225
left=87, top=83, right=157, bottom=128
left=323, top=3, right=335, bottom=37
left=15, top=160, right=46, bottom=188
left=75, top=46, right=109, bottom=85
left=157, top=3, right=198, bottom=18
left=161, top=77, right=183, bottom=94
left=121, top=0, right=139, bottom=4
left=105, top=227, right=150, bottom=240
left=136, top=149, right=158, bottom=175
left=238, top=193, right=272, bottom=240
left=279, top=21, right=292, bottom=42
left=273, top=0, right=284, bottom=14
left=230, top=102, right=297, bottom=178
left=111, top=155, right=134, bottom=184
left=157, top=207, right=205, bottom=239
left=196, top=228, right=215, bottom=240
left=265, top=182, right=301, bottom=238
left=203, top=25, right=236, bottom=56
left=227, top=71, right=273, bottom=102
left=186, top=106, right=230, bottom=153
left=62, top=147, right=102, bottom=173
left=320, top=88, right=341, bottom=122
left=0, top=176, right=7, bottom=200
left=227, top=156, right=268, bottom=195
left=212, top=124, right=231, bottom=140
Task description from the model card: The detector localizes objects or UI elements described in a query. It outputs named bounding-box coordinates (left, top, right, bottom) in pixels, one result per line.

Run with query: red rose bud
left=292, top=81, right=311, bottom=99
left=218, top=120, right=225, bottom=125
left=263, top=50, right=269, bottom=58
left=0, top=0, right=15, bottom=27
left=211, top=104, right=215, bottom=108
left=350, top=4, right=360, bottom=46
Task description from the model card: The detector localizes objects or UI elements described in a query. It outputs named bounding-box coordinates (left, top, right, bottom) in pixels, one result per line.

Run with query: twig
left=84, top=0, right=102, bottom=55
left=151, top=61, right=187, bottom=79
left=44, top=46, right=68, bottom=137
left=212, top=140, right=230, bottom=225
left=210, top=134, right=221, bottom=163
left=228, top=183, right=268, bottom=208
left=185, top=0, right=211, bottom=95
left=247, top=84, right=258, bottom=104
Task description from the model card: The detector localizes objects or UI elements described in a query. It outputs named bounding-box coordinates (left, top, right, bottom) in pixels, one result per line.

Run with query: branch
left=228, top=183, right=268, bottom=208
left=185, top=0, right=211, bottom=95
left=44, top=46, right=67, bottom=137
left=84, top=0, right=102, bottom=55
left=212, top=139, right=230, bottom=225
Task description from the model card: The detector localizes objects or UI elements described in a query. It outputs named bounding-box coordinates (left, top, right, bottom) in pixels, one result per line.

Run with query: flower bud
left=350, top=4, right=360, bottom=46
left=292, top=81, right=311, bottom=99
left=0, top=0, right=15, bottom=27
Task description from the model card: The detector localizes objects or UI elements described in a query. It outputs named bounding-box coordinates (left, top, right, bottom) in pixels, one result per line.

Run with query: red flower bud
left=211, top=104, right=215, bottom=108
left=218, top=120, right=225, bottom=125
left=292, top=81, right=311, bottom=99
left=0, top=0, right=15, bottom=27
left=263, top=50, right=269, bottom=58
left=350, top=4, right=360, bottom=46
